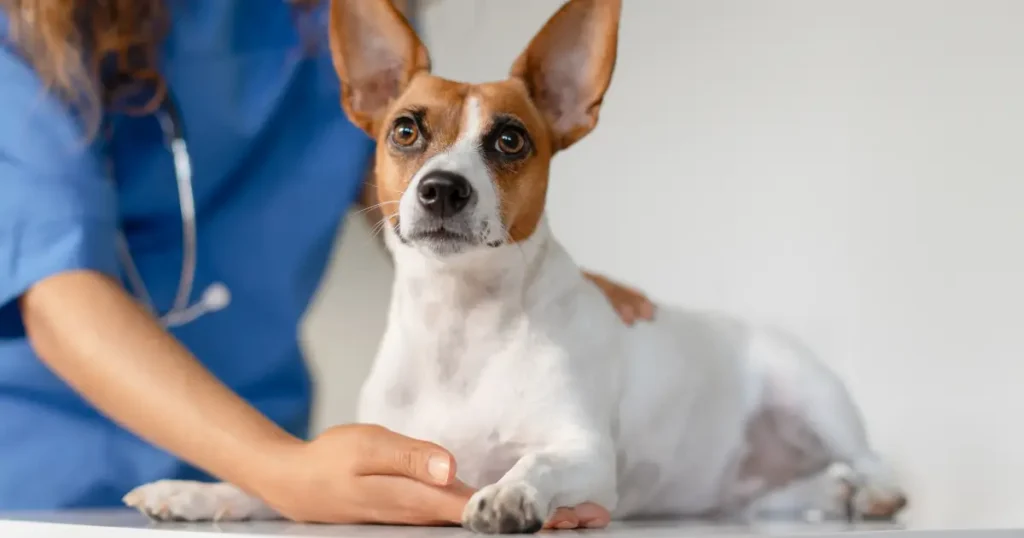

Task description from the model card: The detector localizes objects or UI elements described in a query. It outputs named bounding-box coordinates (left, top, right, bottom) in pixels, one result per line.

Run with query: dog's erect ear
left=329, top=0, right=430, bottom=135
left=509, top=0, right=621, bottom=151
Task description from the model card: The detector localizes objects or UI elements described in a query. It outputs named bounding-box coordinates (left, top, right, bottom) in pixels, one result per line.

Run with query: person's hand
left=545, top=502, right=612, bottom=529
left=583, top=270, right=655, bottom=325
left=260, top=424, right=468, bottom=525
left=259, top=424, right=611, bottom=528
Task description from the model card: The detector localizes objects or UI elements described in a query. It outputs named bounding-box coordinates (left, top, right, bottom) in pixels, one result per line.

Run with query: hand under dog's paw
left=462, top=482, right=547, bottom=534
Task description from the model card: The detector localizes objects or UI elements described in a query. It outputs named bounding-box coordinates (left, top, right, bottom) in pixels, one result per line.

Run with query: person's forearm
left=20, top=270, right=301, bottom=495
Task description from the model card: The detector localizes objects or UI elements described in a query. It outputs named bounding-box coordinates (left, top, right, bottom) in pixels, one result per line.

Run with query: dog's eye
left=391, top=117, right=420, bottom=147
left=495, top=126, right=526, bottom=155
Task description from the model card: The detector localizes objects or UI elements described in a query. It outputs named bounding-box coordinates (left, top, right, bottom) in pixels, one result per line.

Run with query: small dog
left=125, top=0, right=908, bottom=532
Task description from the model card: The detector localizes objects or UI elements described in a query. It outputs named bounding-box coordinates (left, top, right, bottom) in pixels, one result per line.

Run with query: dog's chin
left=401, top=227, right=480, bottom=258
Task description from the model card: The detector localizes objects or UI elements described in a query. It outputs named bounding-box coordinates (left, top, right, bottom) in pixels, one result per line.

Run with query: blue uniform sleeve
left=0, top=44, right=120, bottom=338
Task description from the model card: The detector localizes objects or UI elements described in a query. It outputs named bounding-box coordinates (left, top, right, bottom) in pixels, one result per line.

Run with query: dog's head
left=329, top=0, right=621, bottom=259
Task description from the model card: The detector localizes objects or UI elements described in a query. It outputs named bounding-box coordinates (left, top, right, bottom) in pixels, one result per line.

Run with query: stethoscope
left=111, top=98, right=231, bottom=328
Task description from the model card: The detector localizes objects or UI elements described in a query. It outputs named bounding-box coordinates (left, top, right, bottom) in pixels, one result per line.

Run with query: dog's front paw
left=123, top=480, right=268, bottom=522
left=462, top=482, right=547, bottom=534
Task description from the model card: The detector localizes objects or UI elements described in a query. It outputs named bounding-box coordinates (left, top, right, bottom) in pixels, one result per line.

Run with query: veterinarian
left=0, top=0, right=652, bottom=526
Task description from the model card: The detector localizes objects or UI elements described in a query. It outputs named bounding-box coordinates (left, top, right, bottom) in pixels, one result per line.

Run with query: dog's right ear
left=329, top=0, right=430, bottom=135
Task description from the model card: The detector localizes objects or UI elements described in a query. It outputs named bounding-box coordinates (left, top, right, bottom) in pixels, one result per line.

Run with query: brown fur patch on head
left=371, top=75, right=469, bottom=227
left=473, top=79, right=555, bottom=243
left=369, top=74, right=556, bottom=243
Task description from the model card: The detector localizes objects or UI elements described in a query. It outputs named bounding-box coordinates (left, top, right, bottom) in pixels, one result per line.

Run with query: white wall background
left=302, top=0, right=1024, bottom=530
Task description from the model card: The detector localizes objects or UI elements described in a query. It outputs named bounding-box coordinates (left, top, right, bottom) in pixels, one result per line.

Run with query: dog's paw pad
left=123, top=480, right=257, bottom=522
left=462, top=482, right=546, bottom=534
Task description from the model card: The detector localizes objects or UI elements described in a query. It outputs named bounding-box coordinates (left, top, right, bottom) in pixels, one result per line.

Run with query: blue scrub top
left=0, top=1, right=377, bottom=509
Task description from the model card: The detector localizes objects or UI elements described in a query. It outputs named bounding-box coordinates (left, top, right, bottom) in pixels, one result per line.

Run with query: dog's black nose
left=417, top=171, right=473, bottom=218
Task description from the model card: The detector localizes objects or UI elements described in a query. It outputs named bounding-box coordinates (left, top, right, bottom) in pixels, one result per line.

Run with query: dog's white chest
left=403, top=390, right=531, bottom=487
left=363, top=359, right=543, bottom=487
left=359, top=302, right=571, bottom=487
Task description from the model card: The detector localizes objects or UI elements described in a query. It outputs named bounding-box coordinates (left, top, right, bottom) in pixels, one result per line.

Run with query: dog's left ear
left=509, top=0, right=621, bottom=151
left=329, top=0, right=430, bottom=135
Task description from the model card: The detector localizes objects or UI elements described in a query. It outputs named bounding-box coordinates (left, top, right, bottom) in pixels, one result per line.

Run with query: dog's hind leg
left=745, top=466, right=854, bottom=521
left=755, top=331, right=908, bottom=521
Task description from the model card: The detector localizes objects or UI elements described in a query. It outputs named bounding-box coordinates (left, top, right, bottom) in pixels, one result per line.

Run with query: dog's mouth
left=406, top=227, right=470, bottom=243
left=398, top=222, right=477, bottom=254
left=395, top=214, right=506, bottom=255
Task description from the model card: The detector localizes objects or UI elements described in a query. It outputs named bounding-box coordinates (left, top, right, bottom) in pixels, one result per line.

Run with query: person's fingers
left=352, top=425, right=456, bottom=486
left=617, top=302, right=637, bottom=325
left=572, top=502, right=611, bottom=528
left=628, top=298, right=654, bottom=321
left=639, top=299, right=656, bottom=320
left=355, top=474, right=474, bottom=526
left=545, top=507, right=580, bottom=529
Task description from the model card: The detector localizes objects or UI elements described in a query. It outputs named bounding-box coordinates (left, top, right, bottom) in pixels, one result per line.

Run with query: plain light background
left=301, top=0, right=1024, bottom=530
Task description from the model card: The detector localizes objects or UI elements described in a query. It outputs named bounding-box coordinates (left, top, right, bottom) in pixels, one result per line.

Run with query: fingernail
left=428, top=455, right=451, bottom=483
left=556, top=521, right=575, bottom=529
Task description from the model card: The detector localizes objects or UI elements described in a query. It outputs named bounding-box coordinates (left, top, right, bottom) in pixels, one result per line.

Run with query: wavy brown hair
left=0, top=0, right=318, bottom=135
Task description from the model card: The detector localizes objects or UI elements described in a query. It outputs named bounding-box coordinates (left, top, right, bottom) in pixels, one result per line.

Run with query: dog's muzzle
left=399, top=170, right=480, bottom=254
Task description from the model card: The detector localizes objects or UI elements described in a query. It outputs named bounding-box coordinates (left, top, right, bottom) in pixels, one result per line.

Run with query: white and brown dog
left=126, top=0, right=908, bottom=533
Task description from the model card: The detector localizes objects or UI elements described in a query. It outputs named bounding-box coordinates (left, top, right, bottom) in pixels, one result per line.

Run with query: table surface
left=1, top=510, right=1022, bottom=538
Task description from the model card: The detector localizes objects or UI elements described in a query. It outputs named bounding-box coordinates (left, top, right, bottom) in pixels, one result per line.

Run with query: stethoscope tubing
left=113, top=97, right=208, bottom=327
